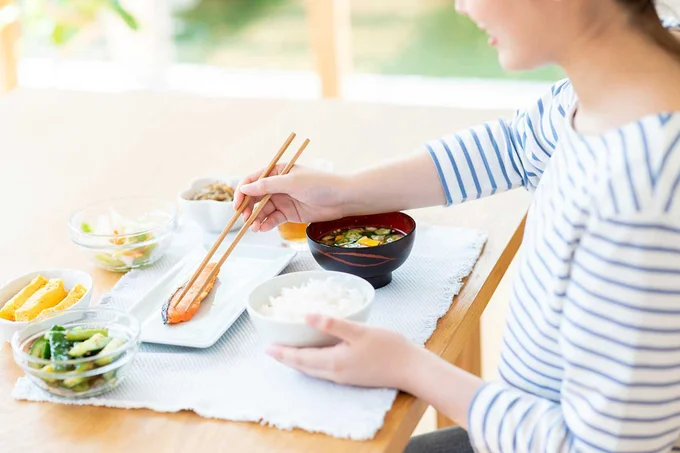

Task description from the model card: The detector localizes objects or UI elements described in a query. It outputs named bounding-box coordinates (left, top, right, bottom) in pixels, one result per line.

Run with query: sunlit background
left=7, top=0, right=562, bottom=108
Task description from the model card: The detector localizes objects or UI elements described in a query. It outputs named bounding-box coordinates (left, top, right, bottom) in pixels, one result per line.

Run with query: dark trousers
left=405, top=427, right=475, bottom=453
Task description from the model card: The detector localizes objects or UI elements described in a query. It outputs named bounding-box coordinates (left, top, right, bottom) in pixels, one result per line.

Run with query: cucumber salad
left=28, top=325, right=128, bottom=393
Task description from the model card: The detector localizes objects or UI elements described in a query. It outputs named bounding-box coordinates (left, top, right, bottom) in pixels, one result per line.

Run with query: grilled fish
left=161, top=262, right=218, bottom=325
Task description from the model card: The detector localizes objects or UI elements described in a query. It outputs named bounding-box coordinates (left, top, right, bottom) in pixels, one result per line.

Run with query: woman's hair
left=616, top=0, right=680, bottom=58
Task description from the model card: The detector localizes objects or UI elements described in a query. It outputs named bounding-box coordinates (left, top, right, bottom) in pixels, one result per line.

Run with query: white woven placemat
left=13, top=224, right=487, bottom=440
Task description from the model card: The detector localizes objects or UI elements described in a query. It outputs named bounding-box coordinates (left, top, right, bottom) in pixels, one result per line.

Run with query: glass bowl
left=68, top=197, right=178, bottom=272
left=11, top=308, right=140, bottom=398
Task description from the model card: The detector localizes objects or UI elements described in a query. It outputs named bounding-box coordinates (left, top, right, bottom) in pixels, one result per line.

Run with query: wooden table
left=0, top=89, right=530, bottom=453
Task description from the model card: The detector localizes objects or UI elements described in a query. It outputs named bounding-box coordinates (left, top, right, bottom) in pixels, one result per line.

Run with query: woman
left=235, top=1, right=680, bottom=451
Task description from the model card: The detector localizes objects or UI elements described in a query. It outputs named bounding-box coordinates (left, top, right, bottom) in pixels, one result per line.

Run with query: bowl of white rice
left=247, top=271, right=375, bottom=348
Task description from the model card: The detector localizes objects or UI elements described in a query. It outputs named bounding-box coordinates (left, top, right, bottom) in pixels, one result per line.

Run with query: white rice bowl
left=247, top=271, right=376, bottom=347
left=259, top=278, right=367, bottom=322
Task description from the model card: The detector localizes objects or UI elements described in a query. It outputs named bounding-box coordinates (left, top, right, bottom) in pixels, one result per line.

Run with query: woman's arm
left=265, top=314, right=485, bottom=429
left=339, top=81, right=572, bottom=217
left=338, top=152, right=451, bottom=216
left=403, top=347, right=484, bottom=430
left=337, top=117, right=532, bottom=217
left=238, top=81, right=570, bottom=227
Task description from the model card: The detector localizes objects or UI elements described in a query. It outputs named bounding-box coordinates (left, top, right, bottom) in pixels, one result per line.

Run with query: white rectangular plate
left=127, top=245, right=296, bottom=348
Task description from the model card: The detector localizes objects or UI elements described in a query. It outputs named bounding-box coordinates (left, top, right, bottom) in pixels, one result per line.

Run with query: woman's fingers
left=235, top=163, right=289, bottom=209
left=236, top=173, right=264, bottom=224
left=238, top=173, right=293, bottom=225
left=242, top=204, right=253, bottom=223
left=280, top=362, right=336, bottom=382
left=234, top=169, right=265, bottom=209
left=258, top=211, right=288, bottom=232
left=243, top=194, right=299, bottom=232
left=306, top=315, right=365, bottom=343
left=240, top=174, right=293, bottom=198
left=236, top=163, right=313, bottom=231
left=249, top=201, right=277, bottom=231
left=267, top=344, right=339, bottom=372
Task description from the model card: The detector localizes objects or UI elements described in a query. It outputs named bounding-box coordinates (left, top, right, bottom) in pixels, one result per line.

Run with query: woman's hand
left=235, top=151, right=447, bottom=232
left=268, top=314, right=486, bottom=428
left=266, top=314, right=421, bottom=390
left=234, top=165, right=348, bottom=232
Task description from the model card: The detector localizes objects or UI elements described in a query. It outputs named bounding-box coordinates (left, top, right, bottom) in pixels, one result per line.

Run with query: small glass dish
left=11, top=308, right=140, bottom=398
left=68, top=197, right=178, bottom=272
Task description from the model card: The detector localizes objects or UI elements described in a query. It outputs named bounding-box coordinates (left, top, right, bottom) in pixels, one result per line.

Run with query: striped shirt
left=426, top=79, right=680, bottom=452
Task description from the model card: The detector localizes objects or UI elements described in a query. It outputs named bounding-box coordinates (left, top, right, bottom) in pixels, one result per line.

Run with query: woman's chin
left=498, top=51, right=544, bottom=73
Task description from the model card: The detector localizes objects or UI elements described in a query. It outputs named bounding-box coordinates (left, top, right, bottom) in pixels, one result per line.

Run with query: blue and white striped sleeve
left=425, top=80, right=572, bottom=206
left=468, top=207, right=680, bottom=452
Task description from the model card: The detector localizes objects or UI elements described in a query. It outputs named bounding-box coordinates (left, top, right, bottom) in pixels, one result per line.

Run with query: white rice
left=258, top=277, right=367, bottom=322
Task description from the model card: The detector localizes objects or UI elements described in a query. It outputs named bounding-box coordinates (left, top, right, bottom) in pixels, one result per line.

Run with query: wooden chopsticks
left=172, top=133, right=310, bottom=312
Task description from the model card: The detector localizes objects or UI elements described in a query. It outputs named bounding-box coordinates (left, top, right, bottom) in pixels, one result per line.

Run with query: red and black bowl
left=306, top=212, right=416, bottom=289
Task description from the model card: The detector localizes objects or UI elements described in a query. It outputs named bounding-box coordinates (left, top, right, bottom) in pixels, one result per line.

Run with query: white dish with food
left=127, top=244, right=296, bottom=348
left=0, top=269, right=93, bottom=342
left=247, top=271, right=375, bottom=348
left=179, top=177, right=245, bottom=233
